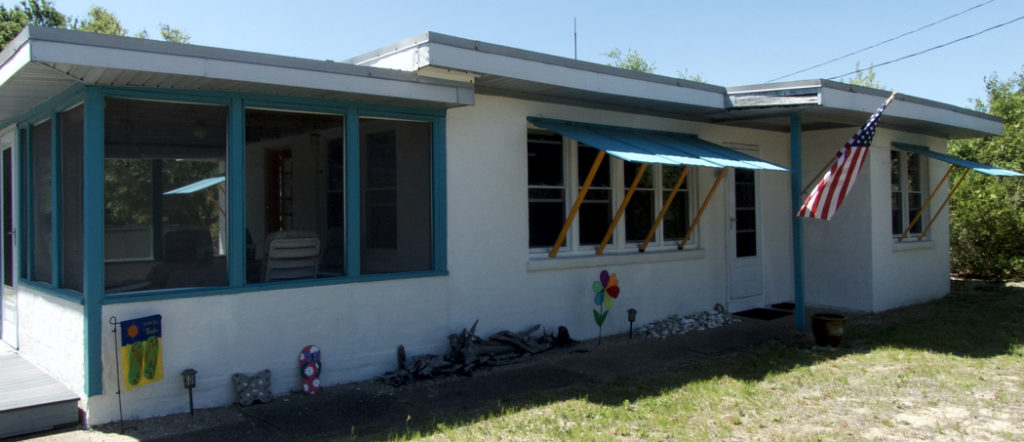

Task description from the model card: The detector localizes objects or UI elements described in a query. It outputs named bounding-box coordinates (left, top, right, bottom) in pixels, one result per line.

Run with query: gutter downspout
left=790, top=113, right=806, bottom=330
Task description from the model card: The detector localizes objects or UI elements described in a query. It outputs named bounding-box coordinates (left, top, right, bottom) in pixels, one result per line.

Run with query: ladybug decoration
left=299, top=345, right=322, bottom=395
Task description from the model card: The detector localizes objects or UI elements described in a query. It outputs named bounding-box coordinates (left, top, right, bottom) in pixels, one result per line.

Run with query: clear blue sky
left=41, top=0, right=1024, bottom=109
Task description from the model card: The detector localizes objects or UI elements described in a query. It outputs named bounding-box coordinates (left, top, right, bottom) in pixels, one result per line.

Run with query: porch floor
left=0, top=344, right=80, bottom=438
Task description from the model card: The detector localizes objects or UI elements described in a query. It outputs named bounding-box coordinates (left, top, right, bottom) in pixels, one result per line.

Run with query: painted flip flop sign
left=120, top=314, right=163, bottom=390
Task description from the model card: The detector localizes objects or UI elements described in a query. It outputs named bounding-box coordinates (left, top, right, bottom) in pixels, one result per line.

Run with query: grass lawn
left=408, top=280, right=1024, bottom=440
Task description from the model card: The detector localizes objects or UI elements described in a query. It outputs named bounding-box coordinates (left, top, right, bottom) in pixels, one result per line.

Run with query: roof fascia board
left=818, top=82, right=1002, bottom=137
left=0, top=41, right=32, bottom=87
left=8, top=26, right=473, bottom=107
left=352, top=32, right=726, bottom=110
left=423, top=42, right=724, bottom=110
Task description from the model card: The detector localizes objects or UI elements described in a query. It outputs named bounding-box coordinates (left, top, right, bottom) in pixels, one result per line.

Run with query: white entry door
left=727, top=167, right=764, bottom=312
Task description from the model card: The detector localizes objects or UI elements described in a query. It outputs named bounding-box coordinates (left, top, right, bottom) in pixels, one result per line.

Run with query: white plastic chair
left=263, top=231, right=320, bottom=282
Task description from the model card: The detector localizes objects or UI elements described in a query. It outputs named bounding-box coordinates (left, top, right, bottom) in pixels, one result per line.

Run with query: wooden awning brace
left=529, top=117, right=788, bottom=258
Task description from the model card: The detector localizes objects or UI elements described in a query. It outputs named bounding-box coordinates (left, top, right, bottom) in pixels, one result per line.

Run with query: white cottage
left=0, top=27, right=1011, bottom=427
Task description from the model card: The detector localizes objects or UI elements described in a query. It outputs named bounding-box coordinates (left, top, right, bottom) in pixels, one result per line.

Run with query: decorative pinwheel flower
left=592, top=269, right=620, bottom=343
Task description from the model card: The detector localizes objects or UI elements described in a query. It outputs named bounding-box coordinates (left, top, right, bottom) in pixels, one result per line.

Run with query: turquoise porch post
left=790, top=113, right=806, bottom=331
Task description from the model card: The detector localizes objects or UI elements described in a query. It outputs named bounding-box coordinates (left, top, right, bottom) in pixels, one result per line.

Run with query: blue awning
left=893, top=143, right=1023, bottom=177
left=527, top=117, right=788, bottom=171
left=163, top=175, right=226, bottom=195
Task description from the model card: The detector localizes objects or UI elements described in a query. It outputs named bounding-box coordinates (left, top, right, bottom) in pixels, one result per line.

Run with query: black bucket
left=811, top=313, right=846, bottom=347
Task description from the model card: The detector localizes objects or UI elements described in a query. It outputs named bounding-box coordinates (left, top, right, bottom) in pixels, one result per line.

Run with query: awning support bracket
left=916, top=167, right=969, bottom=241
left=550, top=150, right=606, bottom=258
left=639, top=166, right=691, bottom=252
left=899, top=164, right=953, bottom=242
left=598, top=162, right=648, bottom=255
left=678, top=167, right=728, bottom=250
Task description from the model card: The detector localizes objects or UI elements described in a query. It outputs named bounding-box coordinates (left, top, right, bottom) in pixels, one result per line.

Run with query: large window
left=891, top=150, right=925, bottom=237
left=104, top=98, right=229, bottom=292
left=360, top=118, right=433, bottom=274
left=30, top=120, right=52, bottom=284
left=61, top=105, right=84, bottom=292
left=245, top=108, right=345, bottom=282
left=528, top=130, right=693, bottom=254
left=22, top=91, right=441, bottom=296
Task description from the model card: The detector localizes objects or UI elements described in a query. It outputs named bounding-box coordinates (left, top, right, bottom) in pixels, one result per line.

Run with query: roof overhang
left=347, top=32, right=727, bottom=120
left=718, top=80, right=1003, bottom=139
left=0, top=26, right=475, bottom=124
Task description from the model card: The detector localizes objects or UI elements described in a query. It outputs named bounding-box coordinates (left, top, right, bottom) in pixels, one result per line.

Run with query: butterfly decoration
left=592, top=270, right=620, bottom=343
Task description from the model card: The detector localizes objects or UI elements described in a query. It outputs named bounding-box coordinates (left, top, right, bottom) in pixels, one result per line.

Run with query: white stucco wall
left=13, top=288, right=86, bottom=396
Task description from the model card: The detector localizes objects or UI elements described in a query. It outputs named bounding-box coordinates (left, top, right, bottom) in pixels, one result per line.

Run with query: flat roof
left=350, top=32, right=1002, bottom=139
left=0, top=26, right=474, bottom=123
left=0, top=27, right=1004, bottom=139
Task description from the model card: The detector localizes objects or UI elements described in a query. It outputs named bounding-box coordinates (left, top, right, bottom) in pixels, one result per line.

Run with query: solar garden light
left=627, top=308, right=637, bottom=339
left=181, top=368, right=197, bottom=415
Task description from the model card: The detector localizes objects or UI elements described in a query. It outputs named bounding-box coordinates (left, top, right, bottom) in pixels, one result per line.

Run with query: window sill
left=892, top=239, right=935, bottom=252
left=527, top=248, right=705, bottom=272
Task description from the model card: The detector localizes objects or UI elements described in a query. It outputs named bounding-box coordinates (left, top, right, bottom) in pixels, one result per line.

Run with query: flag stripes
left=797, top=93, right=895, bottom=220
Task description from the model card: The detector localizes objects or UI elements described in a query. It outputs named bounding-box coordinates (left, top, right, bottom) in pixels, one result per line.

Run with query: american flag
left=797, top=92, right=896, bottom=220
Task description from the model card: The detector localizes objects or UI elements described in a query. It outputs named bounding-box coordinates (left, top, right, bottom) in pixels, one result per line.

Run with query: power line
left=827, top=13, right=1024, bottom=81
left=766, top=0, right=996, bottom=82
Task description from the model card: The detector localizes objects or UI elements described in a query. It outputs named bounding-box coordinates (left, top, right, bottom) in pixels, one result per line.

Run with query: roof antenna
left=573, top=17, right=578, bottom=60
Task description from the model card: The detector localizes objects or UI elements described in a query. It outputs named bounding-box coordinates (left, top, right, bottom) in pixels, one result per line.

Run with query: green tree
left=2, top=2, right=190, bottom=50
left=843, top=61, right=886, bottom=89
left=948, top=72, right=1024, bottom=279
left=159, top=23, right=190, bottom=43
left=0, top=0, right=65, bottom=50
left=605, top=47, right=657, bottom=73
left=72, top=6, right=127, bottom=36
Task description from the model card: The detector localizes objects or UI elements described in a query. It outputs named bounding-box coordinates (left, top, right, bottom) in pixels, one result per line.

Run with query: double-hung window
left=528, top=130, right=692, bottom=255
left=891, top=149, right=926, bottom=237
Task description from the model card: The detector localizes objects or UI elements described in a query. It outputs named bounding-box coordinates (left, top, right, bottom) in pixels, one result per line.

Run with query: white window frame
left=891, top=148, right=928, bottom=240
left=528, top=133, right=698, bottom=257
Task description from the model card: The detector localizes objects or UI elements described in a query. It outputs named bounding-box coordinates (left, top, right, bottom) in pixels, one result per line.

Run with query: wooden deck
left=0, top=344, right=80, bottom=438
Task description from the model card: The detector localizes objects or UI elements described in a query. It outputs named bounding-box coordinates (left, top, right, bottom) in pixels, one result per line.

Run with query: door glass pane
left=734, top=169, right=756, bottom=258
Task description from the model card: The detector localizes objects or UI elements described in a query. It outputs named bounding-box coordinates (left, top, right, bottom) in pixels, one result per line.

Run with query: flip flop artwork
left=592, top=270, right=620, bottom=344
left=119, top=315, right=163, bottom=390
left=299, top=345, right=322, bottom=395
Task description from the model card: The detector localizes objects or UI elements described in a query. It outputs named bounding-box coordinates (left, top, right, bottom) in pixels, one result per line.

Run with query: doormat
left=771, top=302, right=795, bottom=311
left=733, top=308, right=792, bottom=321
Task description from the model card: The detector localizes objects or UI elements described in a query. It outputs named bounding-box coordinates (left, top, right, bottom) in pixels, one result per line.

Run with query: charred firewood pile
left=378, top=320, right=576, bottom=386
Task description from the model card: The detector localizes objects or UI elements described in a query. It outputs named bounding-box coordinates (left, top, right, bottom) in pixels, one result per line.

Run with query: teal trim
left=790, top=114, right=805, bottom=331
left=50, top=112, right=61, bottom=286
left=19, top=280, right=84, bottom=304
left=227, top=98, right=245, bottom=286
left=82, top=87, right=105, bottom=396
left=102, top=269, right=450, bottom=304
left=432, top=114, right=447, bottom=272
left=344, top=110, right=360, bottom=277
